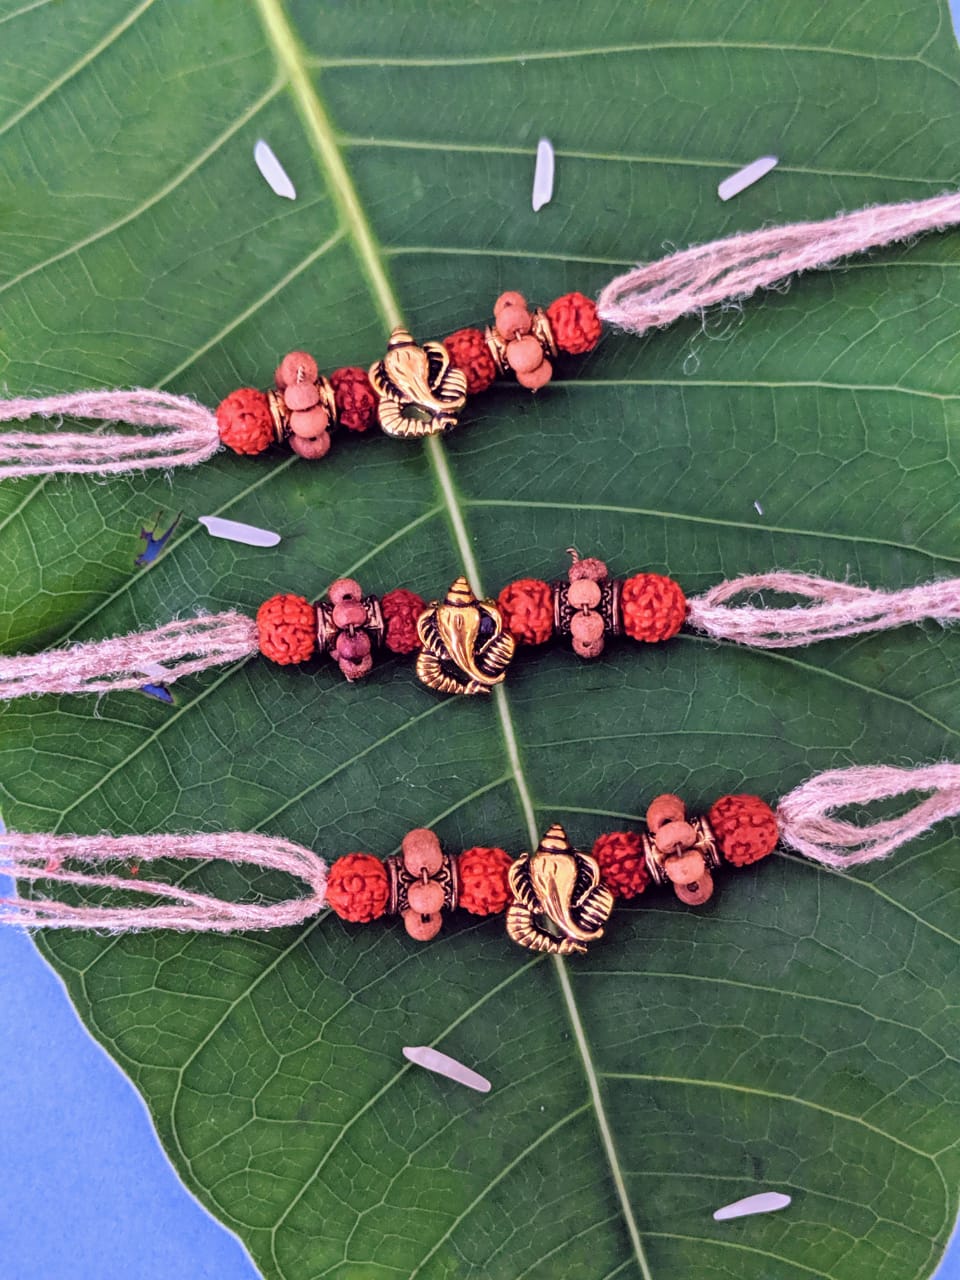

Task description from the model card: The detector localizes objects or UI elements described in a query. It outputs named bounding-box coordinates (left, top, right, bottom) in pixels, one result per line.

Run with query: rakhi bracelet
left=2, top=763, right=957, bottom=954
left=2, top=191, right=960, bottom=478
left=1, top=552, right=958, bottom=700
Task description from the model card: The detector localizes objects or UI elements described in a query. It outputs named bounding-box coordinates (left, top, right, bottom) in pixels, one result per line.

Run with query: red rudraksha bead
left=443, top=327, right=498, bottom=395
left=326, top=853, right=390, bottom=922
left=381, top=588, right=426, bottom=654
left=216, top=387, right=275, bottom=456
left=707, top=794, right=779, bottom=867
left=546, top=291, right=603, bottom=356
left=330, top=366, right=378, bottom=432
left=257, top=593, right=316, bottom=665
left=592, top=831, right=650, bottom=899
left=497, top=578, right=554, bottom=646
left=457, top=846, right=513, bottom=915
left=621, top=573, right=686, bottom=643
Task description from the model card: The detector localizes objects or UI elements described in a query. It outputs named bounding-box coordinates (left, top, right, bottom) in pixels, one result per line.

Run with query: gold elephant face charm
left=369, top=327, right=468, bottom=438
left=506, top=824, right=614, bottom=955
left=415, top=576, right=515, bottom=696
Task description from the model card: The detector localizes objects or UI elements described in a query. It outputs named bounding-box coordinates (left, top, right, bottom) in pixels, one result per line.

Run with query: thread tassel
left=0, top=389, right=220, bottom=478
left=597, top=191, right=960, bottom=336
left=0, top=832, right=327, bottom=932
left=0, top=613, right=258, bottom=699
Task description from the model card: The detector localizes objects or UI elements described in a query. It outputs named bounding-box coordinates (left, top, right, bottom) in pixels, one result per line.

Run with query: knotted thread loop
left=0, top=612, right=258, bottom=699
left=687, top=572, right=960, bottom=648
left=0, top=832, right=327, bottom=931
left=597, top=192, right=960, bottom=336
left=777, top=763, right=960, bottom=869
left=0, top=389, right=220, bottom=477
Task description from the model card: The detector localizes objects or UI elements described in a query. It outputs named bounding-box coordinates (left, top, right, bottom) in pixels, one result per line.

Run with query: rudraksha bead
left=458, top=846, right=513, bottom=915
left=443, top=327, right=498, bottom=395
left=592, top=831, right=649, bottom=899
left=326, top=853, right=390, bottom=923
left=707, top=794, right=779, bottom=867
left=381, top=588, right=426, bottom=654
left=497, top=578, right=554, bottom=645
left=546, top=291, right=603, bottom=355
left=620, top=573, right=686, bottom=643
left=330, top=365, right=378, bottom=432
left=256, top=593, right=317, bottom=665
left=216, top=388, right=275, bottom=456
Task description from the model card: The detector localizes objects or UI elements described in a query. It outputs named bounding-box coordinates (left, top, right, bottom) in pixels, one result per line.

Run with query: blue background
left=0, top=923, right=259, bottom=1279
left=1, top=919, right=957, bottom=1279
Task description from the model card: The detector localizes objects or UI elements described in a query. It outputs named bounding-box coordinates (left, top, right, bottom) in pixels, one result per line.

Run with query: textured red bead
left=621, top=573, right=687, bottom=643
left=381, top=588, right=426, bottom=654
left=546, top=291, right=603, bottom=355
left=443, top=327, right=498, bottom=395
left=458, top=846, right=513, bottom=915
left=497, top=578, right=554, bottom=645
left=330, top=366, right=378, bottom=432
left=592, top=831, right=650, bottom=899
left=216, top=388, right=275, bottom=456
left=326, top=853, right=390, bottom=922
left=707, top=794, right=780, bottom=867
left=256, top=593, right=316, bottom=665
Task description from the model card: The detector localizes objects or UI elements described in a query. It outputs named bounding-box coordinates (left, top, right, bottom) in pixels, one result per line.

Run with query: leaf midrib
left=250, top=0, right=652, bottom=1276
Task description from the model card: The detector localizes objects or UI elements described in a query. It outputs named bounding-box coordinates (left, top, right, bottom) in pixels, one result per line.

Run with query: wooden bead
left=402, top=908, right=443, bottom=941
left=654, top=820, right=697, bottom=855
left=288, top=406, right=331, bottom=438
left=493, top=293, right=532, bottom=339
left=570, top=610, right=604, bottom=643
left=506, top=334, right=544, bottom=374
left=283, top=381, right=321, bottom=411
left=674, top=871, right=714, bottom=905
left=407, top=880, right=445, bottom=914
left=646, top=794, right=685, bottom=831
left=332, top=600, right=367, bottom=629
left=663, top=850, right=706, bottom=885
left=335, top=630, right=371, bottom=661
left=402, top=828, right=444, bottom=875
left=495, top=305, right=532, bottom=338
left=573, top=635, right=604, bottom=659
left=494, top=290, right=528, bottom=314
left=339, top=654, right=373, bottom=681
left=515, top=361, right=553, bottom=390
left=276, top=350, right=318, bottom=387
left=328, top=578, right=362, bottom=604
left=568, top=556, right=608, bottom=583
left=289, top=431, right=331, bottom=459
left=567, top=578, right=602, bottom=609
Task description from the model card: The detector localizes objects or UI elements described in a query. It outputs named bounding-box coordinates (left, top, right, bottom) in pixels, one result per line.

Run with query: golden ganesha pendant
left=369, top=327, right=468, bottom=438
left=506, top=824, right=614, bottom=955
left=415, top=576, right=515, bottom=696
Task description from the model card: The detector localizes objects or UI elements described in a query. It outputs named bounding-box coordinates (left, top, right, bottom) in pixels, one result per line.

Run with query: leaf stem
left=252, top=1, right=653, bottom=1273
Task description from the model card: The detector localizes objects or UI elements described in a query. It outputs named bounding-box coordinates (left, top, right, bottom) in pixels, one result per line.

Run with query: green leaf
left=1, top=2, right=959, bottom=1277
